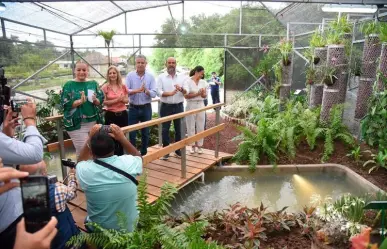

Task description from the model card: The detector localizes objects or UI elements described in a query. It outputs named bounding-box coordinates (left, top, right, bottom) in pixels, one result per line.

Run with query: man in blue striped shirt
left=125, top=55, right=157, bottom=155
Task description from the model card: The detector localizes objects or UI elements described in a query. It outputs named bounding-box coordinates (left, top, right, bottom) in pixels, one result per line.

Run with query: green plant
left=326, top=31, right=344, bottom=45
left=329, top=14, right=353, bottom=34
left=347, top=145, right=362, bottom=164
left=233, top=119, right=279, bottom=171
left=304, top=65, right=316, bottom=85
left=361, top=87, right=387, bottom=150
left=248, top=95, right=279, bottom=124
left=276, top=38, right=293, bottom=65
left=310, top=30, right=326, bottom=48
left=223, top=94, right=261, bottom=119
left=298, top=108, right=323, bottom=150
left=380, top=23, right=387, bottom=43
left=333, top=194, right=366, bottom=223
left=361, top=21, right=380, bottom=36
left=320, top=65, right=338, bottom=86
left=363, top=149, right=387, bottom=173
left=320, top=105, right=355, bottom=162
left=97, top=30, right=116, bottom=66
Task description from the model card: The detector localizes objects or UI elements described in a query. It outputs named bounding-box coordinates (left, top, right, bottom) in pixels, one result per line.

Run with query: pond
left=169, top=167, right=374, bottom=215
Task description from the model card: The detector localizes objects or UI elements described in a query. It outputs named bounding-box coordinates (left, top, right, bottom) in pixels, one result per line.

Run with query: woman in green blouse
left=61, top=60, right=104, bottom=159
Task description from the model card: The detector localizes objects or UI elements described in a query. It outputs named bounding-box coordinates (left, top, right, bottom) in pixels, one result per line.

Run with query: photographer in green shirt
left=61, top=60, right=104, bottom=159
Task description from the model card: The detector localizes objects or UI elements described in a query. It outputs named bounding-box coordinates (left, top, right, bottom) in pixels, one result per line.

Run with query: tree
left=97, top=30, right=116, bottom=66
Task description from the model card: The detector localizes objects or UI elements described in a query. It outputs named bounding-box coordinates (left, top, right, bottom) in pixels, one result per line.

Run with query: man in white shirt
left=156, top=57, right=187, bottom=160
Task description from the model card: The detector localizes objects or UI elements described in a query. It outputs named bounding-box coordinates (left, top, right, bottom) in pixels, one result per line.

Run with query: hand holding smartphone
left=20, top=176, right=51, bottom=233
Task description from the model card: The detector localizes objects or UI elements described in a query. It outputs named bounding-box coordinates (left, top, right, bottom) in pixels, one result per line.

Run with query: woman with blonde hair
left=101, top=66, right=129, bottom=155
left=61, top=60, right=104, bottom=159
left=183, top=66, right=207, bottom=154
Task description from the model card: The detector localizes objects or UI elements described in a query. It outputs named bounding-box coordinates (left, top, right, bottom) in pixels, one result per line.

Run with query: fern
left=299, top=108, right=323, bottom=150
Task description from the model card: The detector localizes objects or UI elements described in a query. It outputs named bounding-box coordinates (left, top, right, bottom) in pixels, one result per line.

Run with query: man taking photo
left=76, top=124, right=142, bottom=232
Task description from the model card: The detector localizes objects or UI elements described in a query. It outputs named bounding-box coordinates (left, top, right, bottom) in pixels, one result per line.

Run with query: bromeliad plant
left=277, top=38, right=293, bottom=66
left=347, top=145, right=363, bottom=164
left=310, top=29, right=326, bottom=48
left=321, top=64, right=338, bottom=86
left=363, top=149, right=387, bottom=173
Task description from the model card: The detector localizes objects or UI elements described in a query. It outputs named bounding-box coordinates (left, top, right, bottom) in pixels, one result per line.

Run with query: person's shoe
left=190, top=147, right=196, bottom=154
left=161, top=154, right=169, bottom=160
left=174, top=151, right=181, bottom=158
left=197, top=147, right=203, bottom=154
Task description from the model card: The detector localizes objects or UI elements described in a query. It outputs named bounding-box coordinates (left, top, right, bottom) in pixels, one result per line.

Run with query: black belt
left=129, top=103, right=151, bottom=108
left=106, top=110, right=126, bottom=116
left=161, top=102, right=183, bottom=106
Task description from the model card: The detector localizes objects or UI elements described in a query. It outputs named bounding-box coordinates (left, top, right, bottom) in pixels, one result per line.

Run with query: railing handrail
left=45, top=98, right=161, bottom=122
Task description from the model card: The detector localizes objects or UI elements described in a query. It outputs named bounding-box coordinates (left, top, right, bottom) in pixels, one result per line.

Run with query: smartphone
left=20, top=176, right=51, bottom=233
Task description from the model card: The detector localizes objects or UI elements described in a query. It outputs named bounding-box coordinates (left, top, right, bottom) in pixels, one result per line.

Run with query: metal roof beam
left=71, top=1, right=183, bottom=35
left=1, top=0, right=386, bottom=3
left=0, top=17, right=70, bottom=36
left=110, top=1, right=125, bottom=12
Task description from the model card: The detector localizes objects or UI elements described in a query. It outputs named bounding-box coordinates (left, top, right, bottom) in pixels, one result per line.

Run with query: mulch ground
left=203, top=112, right=387, bottom=192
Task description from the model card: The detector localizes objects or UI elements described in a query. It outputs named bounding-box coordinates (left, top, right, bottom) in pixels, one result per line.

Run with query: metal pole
left=180, top=117, right=186, bottom=178
left=43, top=29, right=47, bottom=46
left=239, top=1, right=242, bottom=35
left=139, top=34, right=142, bottom=54
left=382, top=209, right=385, bottom=237
left=56, top=119, right=67, bottom=179
left=223, top=35, right=227, bottom=104
left=14, top=90, right=47, bottom=101
left=12, top=51, right=71, bottom=90
left=1, top=19, right=6, bottom=39
left=286, top=22, right=290, bottom=40
left=158, top=101, right=162, bottom=147
left=215, top=108, right=220, bottom=158
left=125, top=12, right=128, bottom=34
left=70, top=35, right=75, bottom=76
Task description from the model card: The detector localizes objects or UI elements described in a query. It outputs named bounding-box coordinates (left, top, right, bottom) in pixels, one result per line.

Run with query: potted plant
left=321, top=65, right=337, bottom=86
left=361, top=21, right=380, bottom=37
left=277, top=39, right=293, bottom=66
left=310, top=30, right=327, bottom=65
left=329, top=14, right=353, bottom=37
left=304, top=65, right=316, bottom=85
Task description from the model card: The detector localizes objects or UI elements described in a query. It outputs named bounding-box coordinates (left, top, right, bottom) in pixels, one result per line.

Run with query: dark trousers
left=128, top=103, right=152, bottom=155
left=203, top=99, right=208, bottom=129
left=211, top=90, right=220, bottom=104
left=160, top=102, right=183, bottom=154
left=105, top=110, right=129, bottom=156
left=0, top=215, right=22, bottom=249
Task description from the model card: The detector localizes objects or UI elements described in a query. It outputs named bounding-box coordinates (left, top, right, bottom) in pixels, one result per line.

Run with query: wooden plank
left=147, top=184, right=161, bottom=197
left=47, top=139, right=74, bottom=152
left=71, top=207, right=87, bottom=231
left=143, top=124, right=225, bottom=165
left=184, top=154, right=216, bottom=165
left=143, top=169, right=187, bottom=185
left=145, top=163, right=195, bottom=178
left=122, top=103, right=224, bottom=134
left=144, top=175, right=176, bottom=188
left=157, top=156, right=209, bottom=169
left=150, top=159, right=202, bottom=174
left=149, top=145, right=233, bottom=159
left=69, top=191, right=86, bottom=207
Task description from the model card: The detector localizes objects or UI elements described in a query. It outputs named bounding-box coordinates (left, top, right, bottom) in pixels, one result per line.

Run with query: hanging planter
left=323, top=75, right=337, bottom=86
left=282, top=56, right=291, bottom=66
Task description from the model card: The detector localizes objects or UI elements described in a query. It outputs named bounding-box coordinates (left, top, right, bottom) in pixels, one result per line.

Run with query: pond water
left=169, top=169, right=369, bottom=215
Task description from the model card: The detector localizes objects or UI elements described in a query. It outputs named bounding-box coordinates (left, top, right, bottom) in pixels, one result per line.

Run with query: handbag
left=94, top=159, right=138, bottom=186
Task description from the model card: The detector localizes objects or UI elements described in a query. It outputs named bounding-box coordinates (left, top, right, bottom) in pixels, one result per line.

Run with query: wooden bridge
left=46, top=103, right=232, bottom=230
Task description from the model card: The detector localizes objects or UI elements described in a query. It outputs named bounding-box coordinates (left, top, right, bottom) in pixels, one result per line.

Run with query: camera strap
left=94, top=159, right=138, bottom=186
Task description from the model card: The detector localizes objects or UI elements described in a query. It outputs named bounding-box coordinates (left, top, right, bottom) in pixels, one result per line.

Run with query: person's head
left=74, top=60, right=88, bottom=81
left=165, top=57, right=177, bottom=74
left=189, top=66, right=205, bottom=79
left=135, top=55, right=147, bottom=73
left=90, top=131, right=115, bottom=158
left=106, top=66, right=122, bottom=85
left=212, top=72, right=217, bottom=77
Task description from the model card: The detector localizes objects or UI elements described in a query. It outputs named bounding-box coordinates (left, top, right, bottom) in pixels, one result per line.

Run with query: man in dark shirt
left=209, top=72, right=221, bottom=104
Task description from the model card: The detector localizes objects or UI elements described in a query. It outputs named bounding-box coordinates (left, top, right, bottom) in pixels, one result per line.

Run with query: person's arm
left=0, top=159, right=29, bottom=194
left=121, top=86, right=129, bottom=104
left=54, top=169, right=77, bottom=212
left=110, top=124, right=141, bottom=157
left=183, top=78, right=199, bottom=99
left=102, top=86, right=119, bottom=106
left=126, top=73, right=144, bottom=95
left=157, top=77, right=178, bottom=97
left=215, top=77, right=221, bottom=85
left=77, top=124, right=101, bottom=162
left=145, top=75, right=157, bottom=98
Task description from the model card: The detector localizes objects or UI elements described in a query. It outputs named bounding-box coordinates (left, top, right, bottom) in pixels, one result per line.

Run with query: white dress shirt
left=156, top=72, right=188, bottom=104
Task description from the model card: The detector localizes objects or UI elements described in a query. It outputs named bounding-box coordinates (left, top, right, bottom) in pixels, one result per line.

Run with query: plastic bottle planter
left=377, top=43, right=387, bottom=91
left=320, top=88, right=341, bottom=124
left=327, top=45, right=346, bottom=66
left=309, top=84, right=324, bottom=108
left=361, top=35, right=382, bottom=79
left=354, top=77, right=375, bottom=119
left=338, top=72, right=349, bottom=104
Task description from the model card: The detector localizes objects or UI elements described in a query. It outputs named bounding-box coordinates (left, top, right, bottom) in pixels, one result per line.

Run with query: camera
left=100, top=125, right=112, bottom=133
left=0, top=66, right=11, bottom=125
left=61, top=159, right=76, bottom=169
left=11, top=96, right=28, bottom=113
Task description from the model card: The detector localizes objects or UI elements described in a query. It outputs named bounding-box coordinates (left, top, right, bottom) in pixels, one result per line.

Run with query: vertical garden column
left=320, top=44, right=348, bottom=123
left=377, top=42, right=387, bottom=91
left=279, top=54, right=292, bottom=110
left=355, top=34, right=381, bottom=119
left=309, top=47, right=327, bottom=108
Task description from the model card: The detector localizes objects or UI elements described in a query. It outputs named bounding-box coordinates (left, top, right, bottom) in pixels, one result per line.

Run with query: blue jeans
left=211, top=90, right=220, bottom=104
left=128, top=103, right=152, bottom=155
left=160, top=102, right=183, bottom=155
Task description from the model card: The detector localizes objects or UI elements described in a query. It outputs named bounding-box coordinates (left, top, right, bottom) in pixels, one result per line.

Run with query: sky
left=1, top=1, right=288, bottom=57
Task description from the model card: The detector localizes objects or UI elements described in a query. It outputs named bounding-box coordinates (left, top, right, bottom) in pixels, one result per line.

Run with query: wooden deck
left=68, top=146, right=232, bottom=230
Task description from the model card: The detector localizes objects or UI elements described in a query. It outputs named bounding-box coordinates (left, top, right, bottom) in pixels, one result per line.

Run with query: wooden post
left=158, top=101, right=162, bottom=147
left=215, top=107, right=220, bottom=158
left=180, top=117, right=186, bottom=178
left=56, top=119, right=67, bottom=179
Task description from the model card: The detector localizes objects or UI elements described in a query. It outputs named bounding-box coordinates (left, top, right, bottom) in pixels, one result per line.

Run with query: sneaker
left=197, top=147, right=203, bottom=154
left=174, top=151, right=181, bottom=158
left=161, top=154, right=169, bottom=160
left=190, top=147, right=196, bottom=154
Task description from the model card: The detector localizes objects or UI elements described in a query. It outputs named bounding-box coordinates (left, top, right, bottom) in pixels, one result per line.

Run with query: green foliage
left=223, top=93, right=262, bottom=119
left=150, top=48, right=177, bottom=72
left=320, top=105, right=355, bottom=162
left=276, top=39, right=293, bottom=63
left=333, top=194, right=366, bottom=223
left=233, top=120, right=279, bottom=170
left=254, top=48, right=281, bottom=77
left=329, top=14, right=353, bottom=34
left=97, top=30, right=116, bottom=47
left=346, top=145, right=362, bottom=164
left=310, top=30, right=326, bottom=48
left=298, top=108, right=323, bottom=150
left=361, top=88, right=387, bottom=150
left=248, top=95, right=279, bottom=124
left=363, top=149, right=387, bottom=173
left=361, top=21, right=380, bottom=36
left=380, top=23, right=387, bottom=43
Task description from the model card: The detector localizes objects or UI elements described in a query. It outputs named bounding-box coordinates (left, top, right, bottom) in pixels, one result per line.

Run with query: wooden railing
left=45, top=102, right=224, bottom=179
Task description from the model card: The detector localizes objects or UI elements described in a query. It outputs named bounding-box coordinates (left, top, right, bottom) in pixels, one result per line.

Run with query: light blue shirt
left=76, top=155, right=143, bottom=232
left=125, top=71, right=157, bottom=105
left=0, top=126, right=47, bottom=232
